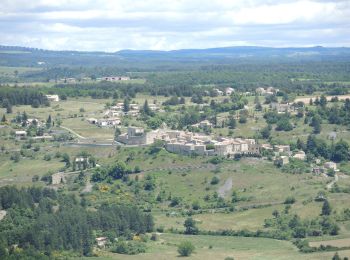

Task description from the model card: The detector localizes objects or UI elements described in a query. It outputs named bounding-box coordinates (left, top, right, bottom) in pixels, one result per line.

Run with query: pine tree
left=228, top=116, right=236, bottom=129
left=322, top=200, right=332, bottom=216
left=143, top=100, right=152, bottom=116
left=46, top=115, right=52, bottom=128
left=114, top=128, right=121, bottom=141
left=123, top=98, right=130, bottom=112
left=1, top=114, right=6, bottom=123
left=6, top=104, right=12, bottom=114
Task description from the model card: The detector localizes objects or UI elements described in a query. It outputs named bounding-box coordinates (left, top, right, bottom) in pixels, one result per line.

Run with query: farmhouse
left=57, top=78, right=76, bottom=83
left=256, top=87, right=279, bottom=96
left=15, top=130, right=27, bottom=140
left=26, top=118, right=43, bottom=127
left=32, top=135, right=53, bottom=140
left=274, top=156, right=289, bottom=166
left=107, top=102, right=140, bottom=117
left=293, top=150, right=306, bottom=160
left=193, top=120, right=213, bottom=129
left=213, top=88, right=223, bottom=96
left=75, top=157, right=90, bottom=169
left=96, top=237, right=108, bottom=248
left=45, top=95, right=60, bottom=102
left=225, top=87, right=235, bottom=95
left=274, top=145, right=291, bottom=154
left=96, top=118, right=121, bottom=127
left=100, top=76, right=130, bottom=81
left=117, top=127, right=157, bottom=145
left=270, top=102, right=294, bottom=113
left=312, top=167, right=325, bottom=175
left=324, top=161, right=338, bottom=172
left=148, top=103, right=159, bottom=111
left=104, top=110, right=122, bottom=118
left=51, top=173, right=65, bottom=185
left=87, top=118, right=98, bottom=124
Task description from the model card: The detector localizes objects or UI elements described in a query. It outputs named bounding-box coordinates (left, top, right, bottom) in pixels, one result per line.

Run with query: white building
left=45, top=95, right=60, bottom=102
left=270, top=102, right=294, bottom=113
left=51, top=173, right=65, bottom=185
left=193, top=120, right=213, bottom=129
left=225, top=87, right=235, bottom=96
left=97, top=118, right=121, bottom=127
left=15, top=130, right=27, bottom=140
left=213, top=88, right=223, bottom=96
left=96, top=237, right=108, bottom=248
left=274, top=145, right=291, bottom=154
left=293, top=150, right=306, bottom=160
left=324, top=162, right=338, bottom=172
left=101, top=76, right=130, bottom=81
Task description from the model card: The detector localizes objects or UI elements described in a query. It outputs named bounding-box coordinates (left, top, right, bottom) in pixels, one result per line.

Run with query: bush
left=150, top=233, right=158, bottom=241
left=177, top=241, right=195, bottom=257
left=112, top=241, right=146, bottom=255
left=10, top=152, right=20, bottom=162
left=284, top=196, right=296, bottom=204
left=32, top=175, right=39, bottom=182
left=210, top=176, right=220, bottom=185
left=43, top=154, right=51, bottom=161
left=169, top=197, right=181, bottom=207
left=209, top=156, right=223, bottom=164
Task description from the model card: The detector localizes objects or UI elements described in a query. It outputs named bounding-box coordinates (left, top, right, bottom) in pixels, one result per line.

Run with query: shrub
left=112, top=241, right=146, bottom=255
left=284, top=197, right=296, bottom=204
left=150, top=233, right=158, bottom=241
left=10, top=152, right=20, bottom=162
left=169, top=197, right=181, bottom=207
left=177, top=241, right=195, bottom=257
left=32, top=175, right=39, bottom=182
left=209, top=156, right=223, bottom=164
left=43, top=154, right=51, bottom=161
left=210, top=176, right=220, bottom=185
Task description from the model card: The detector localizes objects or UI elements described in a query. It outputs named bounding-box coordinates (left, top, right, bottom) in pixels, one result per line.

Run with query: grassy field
left=74, top=233, right=350, bottom=260
left=0, top=65, right=42, bottom=75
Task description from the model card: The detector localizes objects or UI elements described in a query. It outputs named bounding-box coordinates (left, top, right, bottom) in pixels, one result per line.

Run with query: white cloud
left=0, top=0, right=349, bottom=51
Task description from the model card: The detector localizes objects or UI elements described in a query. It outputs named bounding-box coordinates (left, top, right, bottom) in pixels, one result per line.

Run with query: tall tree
left=123, top=98, right=130, bottom=113
left=322, top=200, right=332, bottom=216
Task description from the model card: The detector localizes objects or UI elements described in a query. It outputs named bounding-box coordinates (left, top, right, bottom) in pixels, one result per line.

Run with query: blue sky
left=0, top=0, right=349, bottom=51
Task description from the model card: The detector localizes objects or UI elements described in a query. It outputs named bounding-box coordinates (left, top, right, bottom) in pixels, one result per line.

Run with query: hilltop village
left=1, top=44, right=350, bottom=260
left=7, top=85, right=343, bottom=174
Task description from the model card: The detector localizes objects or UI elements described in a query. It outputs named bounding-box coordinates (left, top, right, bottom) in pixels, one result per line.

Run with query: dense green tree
left=322, top=200, right=332, bottom=216
left=184, top=218, right=199, bottom=235
left=123, top=98, right=130, bottom=112
left=46, top=115, right=52, bottom=128
left=331, top=140, right=350, bottom=162
left=114, top=127, right=121, bottom=140
left=228, top=116, right=236, bottom=129
left=275, top=118, right=293, bottom=131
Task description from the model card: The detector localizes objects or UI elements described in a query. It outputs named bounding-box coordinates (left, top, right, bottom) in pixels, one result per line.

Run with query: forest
left=0, top=186, right=153, bottom=258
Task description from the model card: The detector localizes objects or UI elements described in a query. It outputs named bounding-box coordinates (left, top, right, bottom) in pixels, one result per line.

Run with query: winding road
left=326, top=173, right=339, bottom=190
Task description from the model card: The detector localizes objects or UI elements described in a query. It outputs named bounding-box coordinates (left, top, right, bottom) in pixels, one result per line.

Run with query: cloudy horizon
left=0, top=0, right=349, bottom=52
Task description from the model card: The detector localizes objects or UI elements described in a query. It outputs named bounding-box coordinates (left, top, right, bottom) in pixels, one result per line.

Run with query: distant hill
left=1, top=45, right=350, bottom=67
